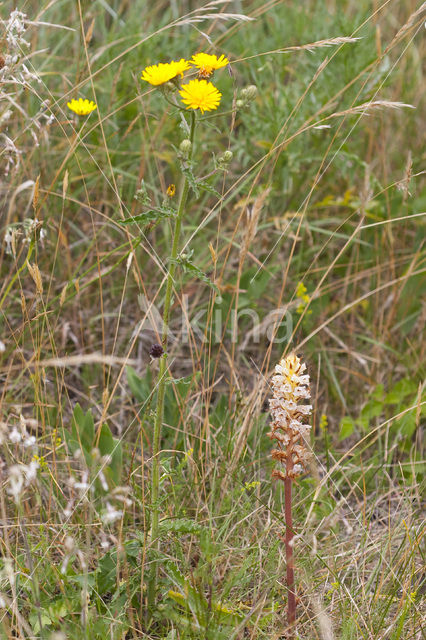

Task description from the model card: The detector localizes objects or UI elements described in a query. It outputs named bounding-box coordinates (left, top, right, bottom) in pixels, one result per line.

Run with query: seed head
left=150, top=343, right=164, bottom=359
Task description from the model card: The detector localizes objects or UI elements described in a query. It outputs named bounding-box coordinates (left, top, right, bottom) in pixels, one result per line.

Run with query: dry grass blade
left=174, top=13, right=254, bottom=26
left=329, top=100, right=415, bottom=117
left=282, top=36, right=362, bottom=52
left=240, top=188, right=270, bottom=260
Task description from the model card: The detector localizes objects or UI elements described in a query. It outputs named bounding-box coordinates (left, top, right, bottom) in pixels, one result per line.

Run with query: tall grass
left=0, top=1, right=424, bottom=638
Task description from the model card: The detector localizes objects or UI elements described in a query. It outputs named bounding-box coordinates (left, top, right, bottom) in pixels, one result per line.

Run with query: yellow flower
left=179, top=79, right=221, bottom=114
left=166, top=183, right=176, bottom=197
left=141, top=59, right=191, bottom=86
left=191, top=52, right=229, bottom=77
left=67, top=98, right=97, bottom=116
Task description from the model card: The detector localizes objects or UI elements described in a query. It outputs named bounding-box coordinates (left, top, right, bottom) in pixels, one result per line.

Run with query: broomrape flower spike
left=179, top=79, right=221, bottom=114
left=141, top=59, right=191, bottom=86
left=268, top=352, right=312, bottom=635
left=269, top=353, right=312, bottom=478
left=67, top=98, right=97, bottom=116
left=190, top=52, right=229, bottom=78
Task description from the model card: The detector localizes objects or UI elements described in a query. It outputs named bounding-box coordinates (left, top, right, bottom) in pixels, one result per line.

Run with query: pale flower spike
left=268, top=353, right=312, bottom=479
left=268, top=352, right=312, bottom=632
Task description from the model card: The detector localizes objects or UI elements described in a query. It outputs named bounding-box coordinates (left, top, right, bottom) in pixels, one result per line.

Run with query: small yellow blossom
left=32, top=454, right=48, bottom=470
left=166, top=184, right=176, bottom=197
left=179, top=79, right=221, bottom=114
left=191, top=52, right=229, bottom=77
left=295, top=281, right=311, bottom=315
left=319, top=414, right=328, bottom=431
left=241, top=480, right=260, bottom=492
left=67, top=98, right=97, bottom=116
left=141, top=59, right=191, bottom=86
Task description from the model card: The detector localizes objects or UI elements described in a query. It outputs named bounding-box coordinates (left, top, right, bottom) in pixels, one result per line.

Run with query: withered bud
left=149, top=343, right=164, bottom=359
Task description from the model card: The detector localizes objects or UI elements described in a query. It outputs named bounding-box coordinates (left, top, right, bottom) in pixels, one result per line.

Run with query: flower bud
left=241, top=84, right=258, bottom=102
left=179, top=139, right=192, bottom=158
left=236, top=99, right=244, bottom=109
left=217, top=150, right=233, bottom=168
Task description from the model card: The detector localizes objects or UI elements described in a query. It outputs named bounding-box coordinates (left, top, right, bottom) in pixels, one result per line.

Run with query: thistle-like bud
left=268, top=353, right=312, bottom=479
left=241, top=85, right=258, bottom=102
left=220, top=150, right=233, bottom=164
left=217, top=149, right=233, bottom=169
left=134, top=180, right=150, bottom=206
left=179, top=139, right=192, bottom=158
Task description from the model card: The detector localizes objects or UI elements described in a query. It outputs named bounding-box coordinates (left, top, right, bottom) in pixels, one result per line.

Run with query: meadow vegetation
left=0, top=1, right=424, bottom=638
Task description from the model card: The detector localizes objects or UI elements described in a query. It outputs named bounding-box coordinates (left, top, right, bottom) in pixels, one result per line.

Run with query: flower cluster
left=295, top=281, right=311, bottom=315
left=268, top=353, right=312, bottom=479
left=141, top=52, right=229, bottom=114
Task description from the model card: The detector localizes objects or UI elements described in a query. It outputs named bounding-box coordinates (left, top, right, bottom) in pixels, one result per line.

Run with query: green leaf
left=182, top=166, right=200, bottom=197
left=171, top=251, right=218, bottom=293
left=159, top=518, right=205, bottom=537
left=360, top=399, right=383, bottom=421
left=98, top=423, right=114, bottom=456
left=181, top=165, right=221, bottom=199
left=196, top=179, right=221, bottom=199
left=385, top=378, right=417, bottom=404
left=118, top=205, right=176, bottom=226
left=109, top=438, right=123, bottom=485
left=339, top=416, right=355, bottom=440
left=67, top=404, right=95, bottom=463
left=126, top=365, right=152, bottom=404
left=393, top=410, right=417, bottom=438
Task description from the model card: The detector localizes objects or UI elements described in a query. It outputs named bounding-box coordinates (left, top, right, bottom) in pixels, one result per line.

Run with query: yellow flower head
left=141, top=59, right=191, bottom=86
left=179, top=79, right=221, bottom=114
left=67, top=98, right=97, bottom=116
left=191, top=53, right=229, bottom=78
left=166, top=183, right=176, bottom=197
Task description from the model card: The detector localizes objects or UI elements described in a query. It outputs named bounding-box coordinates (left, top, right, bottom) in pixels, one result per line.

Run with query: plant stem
left=284, top=473, right=296, bottom=634
left=149, top=111, right=196, bottom=606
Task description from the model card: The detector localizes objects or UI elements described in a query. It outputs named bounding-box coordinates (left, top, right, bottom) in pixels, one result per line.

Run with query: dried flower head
left=268, top=353, right=312, bottom=479
left=149, top=343, right=164, bottom=359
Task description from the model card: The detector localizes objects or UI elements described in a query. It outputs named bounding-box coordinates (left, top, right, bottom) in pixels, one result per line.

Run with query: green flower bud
left=236, top=99, right=244, bottom=109
left=218, top=150, right=233, bottom=165
left=241, top=84, right=258, bottom=101
left=179, top=139, right=192, bottom=158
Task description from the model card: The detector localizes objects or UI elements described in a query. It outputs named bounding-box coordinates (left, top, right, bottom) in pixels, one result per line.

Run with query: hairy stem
left=149, top=111, right=196, bottom=607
